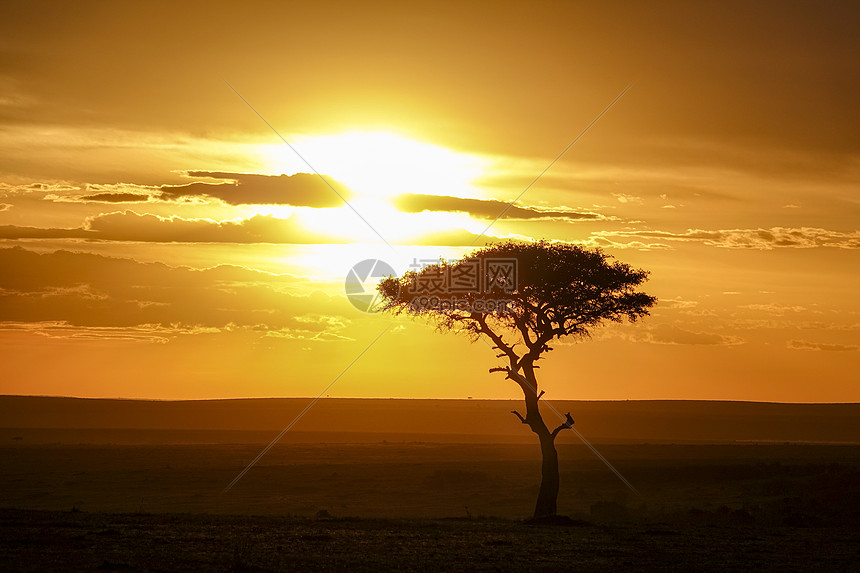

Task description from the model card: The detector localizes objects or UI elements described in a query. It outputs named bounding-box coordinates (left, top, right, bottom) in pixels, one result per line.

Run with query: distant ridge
left=2, top=396, right=859, bottom=445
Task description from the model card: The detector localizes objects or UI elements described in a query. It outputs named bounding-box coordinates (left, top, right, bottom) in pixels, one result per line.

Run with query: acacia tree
left=377, top=241, right=656, bottom=518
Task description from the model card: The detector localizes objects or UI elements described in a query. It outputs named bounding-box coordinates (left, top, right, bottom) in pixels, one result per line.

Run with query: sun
left=259, top=130, right=489, bottom=199
left=293, top=196, right=483, bottom=244
left=254, top=130, right=498, bottom=250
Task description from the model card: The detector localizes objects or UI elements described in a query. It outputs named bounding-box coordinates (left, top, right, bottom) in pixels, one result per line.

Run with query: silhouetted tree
left=378, top=241, right=656, bottom=518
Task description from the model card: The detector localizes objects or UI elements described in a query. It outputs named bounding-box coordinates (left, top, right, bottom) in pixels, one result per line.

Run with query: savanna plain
left=1, top=397, right=858, bottom=571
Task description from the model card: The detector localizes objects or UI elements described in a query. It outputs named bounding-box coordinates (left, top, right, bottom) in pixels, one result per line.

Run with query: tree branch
left=512, top=312, right=534, bottom=350
left=510, top=410, right=527, bottom=424
left=476, top=314, right=520, bottom=370
left=550, top=412, right=575, bottom=438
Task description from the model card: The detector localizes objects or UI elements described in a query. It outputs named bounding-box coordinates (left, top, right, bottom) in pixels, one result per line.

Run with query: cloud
left=263, top=328, right=354, bottom=342
left=0, top=247, right=356, bottom=339
left=293, top=314, right=351, bottom=330
left=77, top=192, right=152, bottom=203
left=787, top=340, right=859, bottom=352
left=160, top=172, right=349, bottom=208
left=0, top=224, right=91, bottom=240
left=83, top=211, right=328, bottom=243
left=648, top=324, right=744, bottom=346
left=600, top=323, right=744, bottom=346
left=583, top=235, right=671, bottom=250
left=0, top=210, right=516, bottom=247
left=1, top=182, right=80, bottom=199
left=0, top=211, right=346, bottom=244
left=660, top=297, right=699, bottom=309
left=43, top=184, right=159, bottom=203
left=393, top=193, right=605, bottom=221
left=612, top=193, right=642, bottom=205
left=741, top=303, right=807, bottom=315
left=0, top=320, right=355, bottom=344
left=0, top=321, right=188, bottom=344
left=39, top=174, right=350, bottom=207
left=591, top=227, right=860, bottom=250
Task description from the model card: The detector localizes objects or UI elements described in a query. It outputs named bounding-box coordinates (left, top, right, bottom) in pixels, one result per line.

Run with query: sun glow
left=260, top=131, right=489, bottom=199
left=255, top=131, right=496, bottom=247
left=294, top=197, right=484, bottom=244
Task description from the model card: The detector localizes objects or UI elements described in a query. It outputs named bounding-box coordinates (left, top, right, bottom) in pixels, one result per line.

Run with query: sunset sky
left=1, top=1, right=857, bottom=402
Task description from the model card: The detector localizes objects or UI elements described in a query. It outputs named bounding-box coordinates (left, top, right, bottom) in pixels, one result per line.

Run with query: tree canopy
left=378, top=240, right=656, bottom=374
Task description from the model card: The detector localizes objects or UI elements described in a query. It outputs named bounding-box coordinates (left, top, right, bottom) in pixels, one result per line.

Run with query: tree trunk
left=517, top=367, right=561, bottom=518
left=534, top=429, right=560, bottom=518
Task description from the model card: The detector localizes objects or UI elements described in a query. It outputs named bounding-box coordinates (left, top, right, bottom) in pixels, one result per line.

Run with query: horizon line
left=2, top=394, right=858, bottom=406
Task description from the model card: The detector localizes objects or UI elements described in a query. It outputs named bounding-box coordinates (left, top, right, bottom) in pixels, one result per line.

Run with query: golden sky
left=1, top=1, right=858, bottom=401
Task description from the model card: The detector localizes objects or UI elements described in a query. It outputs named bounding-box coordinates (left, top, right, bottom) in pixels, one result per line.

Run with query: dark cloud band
left=394, top=193, right=604, bottom=221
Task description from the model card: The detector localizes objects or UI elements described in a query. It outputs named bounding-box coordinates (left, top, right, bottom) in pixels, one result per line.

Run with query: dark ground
left=1, top=441, right=859, bottom=570
left=1, top=507, right=858, bottom=572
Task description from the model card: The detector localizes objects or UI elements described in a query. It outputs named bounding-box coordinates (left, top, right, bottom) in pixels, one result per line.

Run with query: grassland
left=1, top=397, right=858, bottom=570
left=2, top=441, right=859, bottom=571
